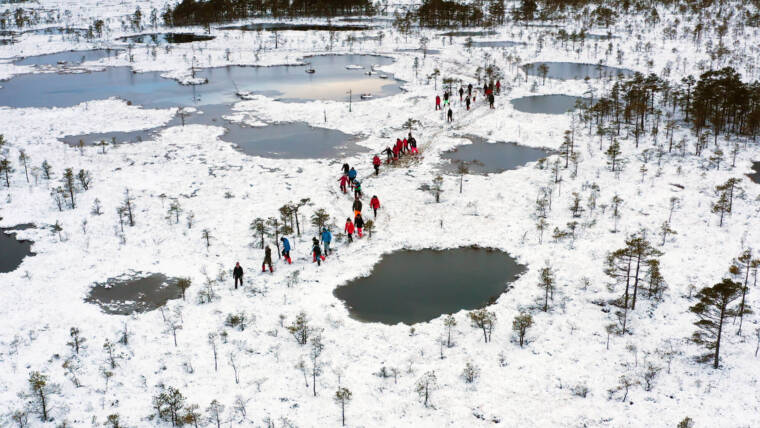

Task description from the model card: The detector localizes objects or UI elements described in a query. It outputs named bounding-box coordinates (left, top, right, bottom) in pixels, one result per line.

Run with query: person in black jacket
left=262, top=246, right=273, bottom=273
left=354, top=213, right=365, bottom=238
left=233, top=262, right=243, bottom=289
left=352, top=197, right=362, bottom=216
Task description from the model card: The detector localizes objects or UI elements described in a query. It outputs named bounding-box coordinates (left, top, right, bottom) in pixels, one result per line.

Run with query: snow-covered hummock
left=1, top=0, right=760, bottom=426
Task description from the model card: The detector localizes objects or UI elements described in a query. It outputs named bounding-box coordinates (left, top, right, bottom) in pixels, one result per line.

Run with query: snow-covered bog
left=1, top=0, right=760, bottom=426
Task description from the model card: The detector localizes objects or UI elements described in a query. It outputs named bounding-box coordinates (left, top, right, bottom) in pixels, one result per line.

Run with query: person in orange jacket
left=370, top=195, right=380, bottom=218
left=373, top=154, right=381, bottom=175
left=344, top=217, right=355, bottom=243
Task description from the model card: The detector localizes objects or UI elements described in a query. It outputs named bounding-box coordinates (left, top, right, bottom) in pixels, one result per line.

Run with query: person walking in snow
left=321, top=227, right=332, bottom=256
left=447, top=107, right=453, bottom=123
left=233, top=262, right=244, bottom=289
left=465, top=96, right=471, bottom=110
left=443, top=91, right=450, bottom=107
left=348, top=167, right=357, bottom=188
left=459, top=87, right=464, bottom=101
left=280, top=237, right=292, bottom=264
left=467, top=83, right=473, bottom=97
left=354, top=213, right=365, bottom=238
left=262, top=245, right=273, bottom=273
left=344, top=217, right=354, bottom=243
left=342, top=163, right=350, bottom=176
left=409, top=135, right=418, bottom=154
left=403, top=137, right=409, bottom=153
left=435, top=95, right=441, bottom=111
left=373, top=154, right=381, bottom=175
left=488, top=92, right=495, bottom=109
left=384, top=146, right=393, bottom=164
left=352, top=197, right=363, bottom=217
left=495, top=80, right=501, bottom=94
left=370, top=195, right=380, bottom=218
left=312, top=238, right=324, bottom=266
left=353, top=179, right=363, bottom=199
left=338, top=174, right=349, bottom=194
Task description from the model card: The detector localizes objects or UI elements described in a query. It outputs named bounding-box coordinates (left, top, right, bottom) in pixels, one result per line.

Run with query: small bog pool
left=117, top=33, right=215, bottom=44
left=440, top=135, right=548, bottom=174
left=85, top=273, right=183, bottom=315
left=511, top=94, right=588, bottom=114
left=334, top=248, right=526, bottom=325
left=523, top=62, right=634, bottom=80
left=0, top=224, right=35, bottom=273
left=749, top=161, right=760, bottom=184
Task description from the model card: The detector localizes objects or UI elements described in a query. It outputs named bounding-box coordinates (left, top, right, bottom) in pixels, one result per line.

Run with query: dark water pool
left=748, top=161, right=760, bottom=184
left=467, top=40, right=525, bottom=48
left=221, top=23, right=374, bottom=31
left=0, top=54, right=402, bottom=108
left=60, top=104, right=364, bottom=158
left=441, top=135, right=548, bottom=174
left=440, top=30, right=497, bottom=37
left=13, top=48, right=122, bottom=66
left=0, top=224, right=35, bottom=273
left=23, top=27, right=89, bottom=36
left=85, top=273, right=183, bottom=315
left=117, top=33, right=215, bottom=44
left=511, top=94, right=588, bottom=114
left=334, top=247, right=526, bottom=325
left=523, top=62, right=634, bottom=80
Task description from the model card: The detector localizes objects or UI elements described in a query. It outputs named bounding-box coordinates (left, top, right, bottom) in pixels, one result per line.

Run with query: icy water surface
left=511, top=94, right=588, bottom=114
left=85, top=273, right=183, bottom=315
left=117, top=33, right=215, bottom=44
left=440, top=135, right=548, bottom=174
left=0, top=224, right=35, bottom=273
left=334, top=248, right=526, bottom=324
left=13, top=48, right=122, bottom=66
left=0, top=54, right=403, bottom=108
left=221, top=23, right=374, bottom=31
left=523, top=62, right=634, bottom=80
left=440, top=30, right=497, bottom=37
left=60, top=104, right=365, bottom=158
left=467, top=40, right=525, bottom=48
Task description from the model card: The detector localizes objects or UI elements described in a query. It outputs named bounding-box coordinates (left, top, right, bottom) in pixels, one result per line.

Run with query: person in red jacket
left=435, top=95, right=441, bottom=110
left=402, top=138, right=409, bottom=153
left=392, top=144, right=400, bottom=161
left=372, top=155, right=381, bottom=175
left=344, top=217, right=354, bottom=243
left=495, top=80, right=501, bottom=94
left=370, top=195, right=380, bottom=218
left=338, top=174, right=349, bottom=193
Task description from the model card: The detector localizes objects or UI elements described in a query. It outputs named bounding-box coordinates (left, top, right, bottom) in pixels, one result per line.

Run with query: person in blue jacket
left=280, top=236, right=291, bottom=264
left=321, top=227, right=332, bottom=256
left=348, top=167, right=357, bottom=189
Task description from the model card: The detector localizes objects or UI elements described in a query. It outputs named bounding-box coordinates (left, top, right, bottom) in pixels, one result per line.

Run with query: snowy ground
left=2, top=0, right=760, bottom=426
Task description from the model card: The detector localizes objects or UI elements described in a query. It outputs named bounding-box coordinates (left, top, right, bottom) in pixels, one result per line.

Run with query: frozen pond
left=523, top=62, right=634, bottom=80
left=0, top=224, right=35, bottom=273
left=13, top=48, right=122, bottom=66
left=334, top=247, right=526, bottom=325
left=467, top=40, right=525, bottom=48
left=117, top=33, right=215, bottom=44
left=85, top=273, right=183, bottom=315
left=0, top=54, right=403, bottom=108
left=60, top=104, right=365, bottom=159
left=511, top=94, right=588, bottom=114
left=748, top=162, right=760, bottom=184
left=440, top=136, right=548, bottom=174
left=440, top=30, right=497, bottom=37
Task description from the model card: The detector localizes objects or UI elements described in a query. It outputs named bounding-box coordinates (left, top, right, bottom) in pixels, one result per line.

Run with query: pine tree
left=605, top=139, right=623, bottom=173
left=512, top=312, right=533, bottom=347
left=18, top=150, right=29, bottom=183
left=27, top=371, right=58, bottom=421
left=250, top=218, right=267, bottom=248
left=468, top=308, right=496, bottom=343
left=310, top=209, right=330, bottom=232
left=0, top=157, right=13, bottom=187
left=538, top=264, right=555, bottom=312
left=690, top=278, right=745, bottom=368
left=334, top=387, right=352, bottom=426
left=415, top=371, right=437, bottom=407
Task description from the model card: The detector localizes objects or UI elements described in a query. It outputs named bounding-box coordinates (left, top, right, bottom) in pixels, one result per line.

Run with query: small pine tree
left=250, top=218, right=267, bottom=248
left=334, top=387, right=352, bottom=426
left=512, top=312, right=533, bottom=347
left=415, top=371, right=437, bottom=407
left=201, top=229, right=212, bottom=248
left=67, top=327, right=86, bottom=354
left=468, top=308, right=496, bottom=343
left=690, top=278, right=745, bottom=368
left=311, top=209, right=330, bottom=233
left=0, top=157, right=14, bottom=187
left=287, top=311, right=311, bottom=345
left=538, top=263, right=555, bottom=312
left=176, top=278, right=191, bottom=300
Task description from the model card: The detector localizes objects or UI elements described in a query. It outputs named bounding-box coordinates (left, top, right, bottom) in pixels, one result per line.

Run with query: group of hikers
left=436, top=80, right=502, bottom=122
left=379, top=132, right=419, bottom=166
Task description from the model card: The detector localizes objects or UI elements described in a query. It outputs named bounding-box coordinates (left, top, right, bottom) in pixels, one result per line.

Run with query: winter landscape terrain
left=1, top=0, right=760, bottom=426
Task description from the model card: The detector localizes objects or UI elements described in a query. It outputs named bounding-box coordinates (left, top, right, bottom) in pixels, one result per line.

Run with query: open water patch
left=13, top=48, right=122, bottom=66
left=510, top=94, right=588, bottom=114
left=117, top=32, right=215, bottom=44
left=0, top=224, right=35, bottom=273
left=334, top=247, right=526, bottom=325
left=523, top=62, right=634, bottom=80
left=85, top=273, right=183, bottom=315
left=221, top=23, right=374, bottom=31
left=748, top=161, right=760, bottom=184
left=466, top=40, right=525, bottom=48
left=440, top=135, right=548, bottom=174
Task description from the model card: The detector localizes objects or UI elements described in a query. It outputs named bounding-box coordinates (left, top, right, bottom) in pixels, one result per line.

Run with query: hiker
left=354, top=213, right=365, bottom=238
left=410, top=136, right=418, bottom=154
left=459, top=87, right=464, bottom=101
left=233, top=262, right=243, bottom=289
left=373, top=154, right=381, bottom=175
left=342, top=163, right=350, bottom=176
left=384, top=146, right=393, bottom=163
left=352, top=197, right=363, bottom=216
left=489, top=92, right=495, bottom=109
left=403, top=137, right=409, bottom=153
left=262, top=245, right=273, bottom=273
left=348, top=167, right=357, bottom=183
left=435, top=95, right=441, bottom=110
left=395, top=138, right=403, bottom=155
left=447, top=108, right=453, bottom=123
left=280, top=237, right=291, bottom=264
left=370, top=195, right=380, bottom=218
left=321, top=227, right=332, bottom=256
left=465, top=96, right=471, bottom=110
left=496, top=80, right=501, bottom=94
left=443, top=91, right=450, bottom=106
left=392, top=144, right=400, bottom=161
left=338, top=174, right=349, bottom=193
left=312, top=238, right=324, bottom=265
left=467, top=83, right=473, bottom=97
left=353, top=179, right=363, bottom=199
left=345, top=217, right=354, bottom=243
